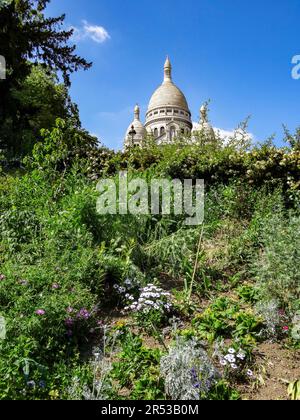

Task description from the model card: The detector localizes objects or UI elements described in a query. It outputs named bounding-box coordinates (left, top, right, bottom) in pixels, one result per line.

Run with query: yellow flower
left=49, top=390, right=59, bottom=400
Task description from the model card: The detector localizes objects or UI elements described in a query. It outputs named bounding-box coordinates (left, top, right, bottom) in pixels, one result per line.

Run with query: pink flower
left=283, top=326, right=289, bottom=332
left=35, top=309, right=46, bottom=316
left=67, top=307, right=74, bottom=314
left=0, top=275, right=5, bottom=281
left=52, top=283, right=60, bottom=290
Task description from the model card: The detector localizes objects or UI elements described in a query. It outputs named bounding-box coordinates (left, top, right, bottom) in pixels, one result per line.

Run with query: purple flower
left=39, top=380, right=46, bottom=389
left=52, top=283, right=60, bottom=290
left=77, top=308, right=91, bottom=320
left=65, top=318, right=74, bottom=327
left=35, top=309, right=46, bottom=316
left=0, top=275, right=5, bottom=281
left=66, top=307, right=74, bottom=314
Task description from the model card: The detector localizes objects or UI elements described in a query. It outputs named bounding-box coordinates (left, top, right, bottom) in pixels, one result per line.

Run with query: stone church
left=124, top=57, right=215, bottom=148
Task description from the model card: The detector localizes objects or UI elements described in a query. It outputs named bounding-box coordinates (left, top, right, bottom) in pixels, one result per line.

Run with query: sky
left=46, top=0, right=300, bottom=149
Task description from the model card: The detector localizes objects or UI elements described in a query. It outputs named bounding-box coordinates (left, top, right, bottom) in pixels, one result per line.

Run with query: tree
left=0, top=0, right=92, bottom=155
left=2, top=65, right=80, bottom=155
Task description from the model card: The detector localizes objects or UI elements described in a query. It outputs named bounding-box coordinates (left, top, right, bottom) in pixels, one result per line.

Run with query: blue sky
left=46, top=0, right=300, bottom=149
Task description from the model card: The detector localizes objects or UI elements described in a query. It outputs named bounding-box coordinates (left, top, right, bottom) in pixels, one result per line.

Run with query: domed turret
left=124, top=105, right=147, bottom=148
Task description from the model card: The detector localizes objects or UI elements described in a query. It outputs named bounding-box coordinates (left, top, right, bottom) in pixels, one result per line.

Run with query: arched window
left=170, top=126, right=176, bottom=140
left=154, top=128, right=158, bottom=138
left=160, top=127, right=165, bottom=136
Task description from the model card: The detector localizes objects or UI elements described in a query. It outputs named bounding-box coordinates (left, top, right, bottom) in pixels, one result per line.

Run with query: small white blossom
left=237, top=352, right=246, bottom=360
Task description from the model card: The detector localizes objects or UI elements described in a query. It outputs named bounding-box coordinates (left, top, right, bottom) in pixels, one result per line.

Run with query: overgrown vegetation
left=0, top=131, right=299, bottom=399
left=0, top=0, right=299, bottom=402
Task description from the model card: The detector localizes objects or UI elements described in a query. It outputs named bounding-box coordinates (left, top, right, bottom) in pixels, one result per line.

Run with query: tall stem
left=187, top=224, right=204, bottom=303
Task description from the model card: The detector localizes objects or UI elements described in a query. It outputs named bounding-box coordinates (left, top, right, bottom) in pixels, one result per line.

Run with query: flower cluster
left=77, top=308, right=91, bottom=320
left=219, top=348, right=253, bottom=378
left=113, top=278, right=141, bottom=303
left=124, top=284, right=172, bottom=315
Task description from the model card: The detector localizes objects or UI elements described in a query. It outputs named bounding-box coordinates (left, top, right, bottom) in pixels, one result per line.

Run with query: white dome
left=148, top=82, right=190, bottom=112
left=147, top=57, right=190, bottom=113
left=125, top=119, right=147, bottom=139
left=124, top=105, right=147, bottom=147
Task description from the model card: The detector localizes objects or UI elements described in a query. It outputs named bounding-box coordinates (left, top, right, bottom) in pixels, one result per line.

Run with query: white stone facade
left=124, top=57, right=214, bottom=148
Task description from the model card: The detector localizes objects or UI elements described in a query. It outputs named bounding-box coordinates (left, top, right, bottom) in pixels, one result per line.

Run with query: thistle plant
left=68, top=325, right=120, bottom=400
left=160, top=337, right=220, bottom=400
left=291, top=311, right=300, bottom=342
left=255, top=300, right=290, bottom=340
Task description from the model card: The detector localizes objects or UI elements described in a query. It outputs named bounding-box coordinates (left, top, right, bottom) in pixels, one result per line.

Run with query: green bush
left=254, top=213, right=300, bottom=310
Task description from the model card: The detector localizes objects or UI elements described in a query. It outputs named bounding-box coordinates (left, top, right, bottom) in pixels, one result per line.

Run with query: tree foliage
left=0, top=0, right=92, bottom=155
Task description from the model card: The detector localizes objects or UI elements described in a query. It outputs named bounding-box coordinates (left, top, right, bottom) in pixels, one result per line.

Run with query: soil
left=239, top=342, right=300, bottom=400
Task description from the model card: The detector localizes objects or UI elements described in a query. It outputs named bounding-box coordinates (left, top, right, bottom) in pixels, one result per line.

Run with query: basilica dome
left=145, top=57, right=192, bottom=142
left=147, top=60, right=190, bottom=112
left=123, top=57, right=216, bottom=148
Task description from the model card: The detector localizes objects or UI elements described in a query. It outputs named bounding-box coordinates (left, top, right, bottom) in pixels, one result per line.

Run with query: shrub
left=254, top=213, right=300, bottom=310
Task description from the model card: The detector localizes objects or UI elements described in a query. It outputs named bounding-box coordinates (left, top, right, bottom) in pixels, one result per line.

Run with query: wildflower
left=220, top=359, right=228, bottom=366
left=77, top=308, right=91, bottom=320
left=124, top=279, right=132, bottom=286
left=224, top=354, right=236, bottom=363
left=237, top=352, right=246, bottom=360
left=228, top=348, right=236, bottom=354
left=27, top=381, right=36, bottom=389
left=0, top=275, right=5, bottom=281
left=65, top=318, right=74, bottom=327
left=39, top=380, right=46, bottom=389
left=282, top=326, right=289, bottom=332
left=66, top=307, right=74, bottom=314
left=247, top=370, right=254, bottom=377
left=231, top=364, right=238, bottom=370
left=52, top=283, right=60, bottom=290
left=35, top=309, right=46, bottom=316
